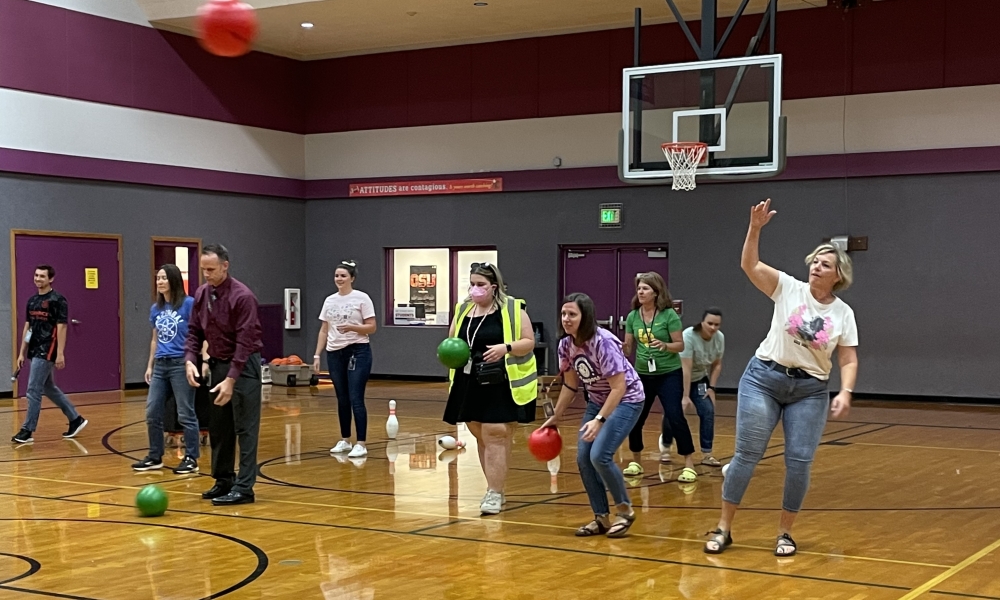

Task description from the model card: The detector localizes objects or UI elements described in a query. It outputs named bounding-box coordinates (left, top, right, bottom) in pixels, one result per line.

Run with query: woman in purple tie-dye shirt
left=542, top=293, right=645, bottom=538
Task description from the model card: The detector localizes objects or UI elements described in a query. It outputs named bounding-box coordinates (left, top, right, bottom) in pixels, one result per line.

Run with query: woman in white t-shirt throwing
left=705, top=199, right=859, bottom=557
left=313, top=261, right=377, bottom=459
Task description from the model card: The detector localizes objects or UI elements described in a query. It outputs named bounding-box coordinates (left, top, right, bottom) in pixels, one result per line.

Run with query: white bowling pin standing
left=386, top=400, right=399, bottom=439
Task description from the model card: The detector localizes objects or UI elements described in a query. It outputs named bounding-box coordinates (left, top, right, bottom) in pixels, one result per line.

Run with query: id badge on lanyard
left=697, top=382, right=708, bottom=397
left=647, top=359, right=656, bottom=372
left=463, top=361, right=472, bottom=375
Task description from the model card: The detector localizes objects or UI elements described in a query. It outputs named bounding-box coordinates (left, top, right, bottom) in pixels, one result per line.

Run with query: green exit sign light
left=599, top=203, right=623, bottom=229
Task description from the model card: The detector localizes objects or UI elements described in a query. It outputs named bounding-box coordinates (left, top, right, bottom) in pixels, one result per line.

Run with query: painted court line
left=0, top=471, right=951, bottom=570
left=897, top=537, right=1000, bottom=600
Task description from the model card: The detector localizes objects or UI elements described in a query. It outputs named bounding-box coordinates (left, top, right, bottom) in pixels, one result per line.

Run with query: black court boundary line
left=0, top=517, right=267, bottom=600
left=0, top=552, right=40, bottom=586
left=3, top=491, right=982, bottom=597
left=427, top=423, right=890, bottom=518
left=0, top=396, right=146, bottom=415
left=0, top=585, right=99, bottom=600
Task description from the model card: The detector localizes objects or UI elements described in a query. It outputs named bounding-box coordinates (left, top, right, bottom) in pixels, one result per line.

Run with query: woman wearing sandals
left=313, top=261, right=377, bottom=459
left=679, top=308, right=725, bottom=467
left=621, top=272, right=699, bottom=485
left=705, top=199, right=858, bottom=557
left=543, top=293, right=645, bottom=538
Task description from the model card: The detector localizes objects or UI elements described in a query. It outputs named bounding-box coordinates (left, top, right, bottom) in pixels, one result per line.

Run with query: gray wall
left=4, top=171, right=997, bottom=399
left=0, top=174, right=306, bottom=393
left=305, top=173, right=1000, bottom=399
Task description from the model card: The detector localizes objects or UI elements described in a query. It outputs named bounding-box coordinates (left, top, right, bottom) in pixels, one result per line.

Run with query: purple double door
left=14, top=234, right=121, bottom=395
left=561, top=246, right=670, bottom=340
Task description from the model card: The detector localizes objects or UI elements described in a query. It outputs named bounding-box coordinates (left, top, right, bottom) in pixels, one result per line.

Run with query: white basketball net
left=661, top=142, right=708, bottom=191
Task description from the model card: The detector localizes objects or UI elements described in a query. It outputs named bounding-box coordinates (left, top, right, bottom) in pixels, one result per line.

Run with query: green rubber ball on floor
left=135, top=484, right=169, bottom=517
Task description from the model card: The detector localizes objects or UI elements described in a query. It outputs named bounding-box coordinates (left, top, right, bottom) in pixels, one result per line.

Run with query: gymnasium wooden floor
left=1, top=381, right=999, bottom=600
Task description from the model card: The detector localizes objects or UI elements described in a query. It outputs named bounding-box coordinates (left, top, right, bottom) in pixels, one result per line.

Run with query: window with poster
left=386, top=247, right=498, bottom=326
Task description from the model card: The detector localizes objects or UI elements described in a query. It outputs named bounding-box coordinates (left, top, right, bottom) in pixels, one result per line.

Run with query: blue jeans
left=21, top=357, right=80, bottom=432
left=327, top=343, right=373, bottom=441
left=688, top=377, right=716, bottom=453
left=577, top=400, right=642, bottom=516
left=146, top=357, right=200, bottom=460
left=723, top=357, right=829, bottom=513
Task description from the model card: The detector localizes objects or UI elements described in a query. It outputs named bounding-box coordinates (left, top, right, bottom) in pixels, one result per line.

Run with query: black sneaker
left=63, top=416, right=88, bottom=438
left=132, top=456, right=163, bottom=471
left=173, top=456, right=199, bottom=475
left=11, top=428, right=33, bottom=444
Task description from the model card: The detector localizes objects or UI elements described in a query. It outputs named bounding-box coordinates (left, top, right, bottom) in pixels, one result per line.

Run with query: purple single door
left=617, top=247, right=671, bottom=334
left=562, top=248, right=619, bottom=335
left=15, top=235, right=121, bottom=395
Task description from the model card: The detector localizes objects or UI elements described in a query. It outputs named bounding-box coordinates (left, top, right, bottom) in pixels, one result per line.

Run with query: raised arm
left=742, top=198, right=781, bottom=297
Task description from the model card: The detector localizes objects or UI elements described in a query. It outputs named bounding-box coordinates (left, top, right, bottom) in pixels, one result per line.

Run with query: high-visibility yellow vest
left=447, top=297, right=538, bottom=405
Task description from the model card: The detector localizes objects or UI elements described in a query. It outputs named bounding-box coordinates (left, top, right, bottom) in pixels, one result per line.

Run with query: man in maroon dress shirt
left=184, top=244, right=263, bottom=506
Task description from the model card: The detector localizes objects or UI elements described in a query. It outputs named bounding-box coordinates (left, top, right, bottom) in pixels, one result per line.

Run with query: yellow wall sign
left=85, top=268, right=98, bottom=289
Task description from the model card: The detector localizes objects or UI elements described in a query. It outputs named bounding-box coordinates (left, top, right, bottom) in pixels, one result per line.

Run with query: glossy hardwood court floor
left=2, top=381, right=999, bottom=600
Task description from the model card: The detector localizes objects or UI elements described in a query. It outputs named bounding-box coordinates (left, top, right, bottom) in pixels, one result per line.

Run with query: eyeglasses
left=340, top=260, right=356, bottom=267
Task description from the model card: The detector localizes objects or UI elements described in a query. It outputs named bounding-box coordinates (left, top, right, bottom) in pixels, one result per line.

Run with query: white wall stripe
left=0, top=88, right=304, bottom=179
left=2, top=84, right=999, bottom=182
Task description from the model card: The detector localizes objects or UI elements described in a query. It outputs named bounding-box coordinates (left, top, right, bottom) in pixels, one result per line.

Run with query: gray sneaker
left=480, top=490, right=502, bottom=515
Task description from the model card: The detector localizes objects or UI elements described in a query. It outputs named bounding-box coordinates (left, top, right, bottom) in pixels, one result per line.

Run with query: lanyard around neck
left=466, top=304, right=489, bottom=351
left=640, top=307, right=657, bottom=342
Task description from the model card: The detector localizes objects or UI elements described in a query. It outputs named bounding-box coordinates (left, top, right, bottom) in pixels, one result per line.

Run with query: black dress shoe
left=211, top=490, right=255, bottom=506
left=201, top=483, right=232, bottom=500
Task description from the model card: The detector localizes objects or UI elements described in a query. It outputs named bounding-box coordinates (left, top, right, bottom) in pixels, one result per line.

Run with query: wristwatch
left=707, top=385, right=716, bottom=391
left=505, top=343, right=512, bottom=353
left=594, top=415, right=607, bottom=424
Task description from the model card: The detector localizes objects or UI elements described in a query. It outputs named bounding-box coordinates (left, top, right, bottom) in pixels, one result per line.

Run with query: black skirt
left=443, top=369, right=535, bottom=425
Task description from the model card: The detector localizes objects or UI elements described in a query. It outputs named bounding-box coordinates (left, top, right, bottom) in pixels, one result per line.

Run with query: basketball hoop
left=661, top=142, right=708, bottom=191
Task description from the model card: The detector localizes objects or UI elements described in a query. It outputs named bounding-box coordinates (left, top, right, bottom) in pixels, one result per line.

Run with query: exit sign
left=599, top=203, right=623, bottom=229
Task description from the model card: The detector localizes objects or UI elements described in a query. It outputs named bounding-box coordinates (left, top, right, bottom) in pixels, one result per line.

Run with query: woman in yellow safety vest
left=443, top=262, right=537, bottom=516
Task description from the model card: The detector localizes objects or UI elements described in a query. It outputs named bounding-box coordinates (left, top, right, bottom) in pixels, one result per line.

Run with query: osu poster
left=409, top=265, right=437, bottom=315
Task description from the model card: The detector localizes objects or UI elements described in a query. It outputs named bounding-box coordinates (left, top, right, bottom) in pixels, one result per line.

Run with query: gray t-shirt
left=680, top=327, right=725, bottom=382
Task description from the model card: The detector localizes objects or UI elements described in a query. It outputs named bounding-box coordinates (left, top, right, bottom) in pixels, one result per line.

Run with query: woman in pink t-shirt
left=543, top=293, right=645, bottom=538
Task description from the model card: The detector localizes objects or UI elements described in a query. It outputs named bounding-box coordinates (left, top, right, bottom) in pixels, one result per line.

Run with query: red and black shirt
left=26, top=290, right=68, bottom=360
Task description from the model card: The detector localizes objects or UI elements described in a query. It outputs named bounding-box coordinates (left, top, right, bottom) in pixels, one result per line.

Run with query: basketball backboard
left=619, top=54, right=786, bottom=183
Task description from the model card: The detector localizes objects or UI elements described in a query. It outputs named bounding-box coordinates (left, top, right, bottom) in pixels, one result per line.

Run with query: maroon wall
left=0, top=0, right=998, bottom=135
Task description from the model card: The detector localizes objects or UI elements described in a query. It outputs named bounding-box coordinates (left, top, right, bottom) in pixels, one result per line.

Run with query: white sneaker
left=480, top=490, right=502, bottom=515
left=347, top=444, right=368, bottom=458
left=330, top=440, right=352, bottom=453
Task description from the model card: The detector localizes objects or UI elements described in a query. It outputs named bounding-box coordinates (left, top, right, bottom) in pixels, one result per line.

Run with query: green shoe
left=622, top=461, right=644, bottom=476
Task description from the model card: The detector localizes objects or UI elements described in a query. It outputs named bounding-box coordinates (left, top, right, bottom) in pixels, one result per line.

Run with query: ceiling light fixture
left=473, top=2, right=488, bottom=5
left=300, top=22, right=314, bottom=29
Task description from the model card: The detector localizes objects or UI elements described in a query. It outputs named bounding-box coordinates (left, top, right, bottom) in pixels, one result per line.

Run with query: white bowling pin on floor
left=386, top=399, right=399, bottom=439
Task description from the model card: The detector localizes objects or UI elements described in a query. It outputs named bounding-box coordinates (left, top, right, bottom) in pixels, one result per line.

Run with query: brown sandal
left=575, top=519, right=609, bottom=537
left=606, top=512, right=636, bottom=538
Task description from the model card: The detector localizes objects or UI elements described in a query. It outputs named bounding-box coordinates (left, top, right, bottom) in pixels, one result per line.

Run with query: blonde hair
left=465, top=262, right=509, bottom=309
left=806, top=244, right=853, bottom=292
left=631, top=272, right=672, bottom=311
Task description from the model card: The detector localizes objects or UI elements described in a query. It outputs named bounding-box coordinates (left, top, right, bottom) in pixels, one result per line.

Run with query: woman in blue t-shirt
left=132, top=264, right=200, bottom=475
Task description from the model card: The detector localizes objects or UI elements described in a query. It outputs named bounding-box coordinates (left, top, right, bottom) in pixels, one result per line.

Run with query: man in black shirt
left=11, top=265, right=87, bottom=444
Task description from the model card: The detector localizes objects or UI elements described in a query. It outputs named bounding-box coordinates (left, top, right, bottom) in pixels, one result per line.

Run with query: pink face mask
left=469, top=286, right=491, bottom=301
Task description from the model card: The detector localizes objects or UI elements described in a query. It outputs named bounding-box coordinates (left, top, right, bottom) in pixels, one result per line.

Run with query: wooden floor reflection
left=2, top=382, right=999, bottom=599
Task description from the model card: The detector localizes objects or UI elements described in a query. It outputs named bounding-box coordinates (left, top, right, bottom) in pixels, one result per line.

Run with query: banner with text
left=349, top=178, right=502, bottom=197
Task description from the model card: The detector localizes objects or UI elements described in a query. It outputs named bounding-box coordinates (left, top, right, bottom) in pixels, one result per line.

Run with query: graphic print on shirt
left=786, top=305, right=833, bottom=350
left=572, top=354, right=601, bottom=386
left=636, top=328, right=655, bottom=346
left=326, top=301, right=360, bottom=325
left=155, top=309, right=184, bottom=344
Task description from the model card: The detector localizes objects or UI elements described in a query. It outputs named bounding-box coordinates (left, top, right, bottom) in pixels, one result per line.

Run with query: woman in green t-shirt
left=622, top=272, right=698, bottom=483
